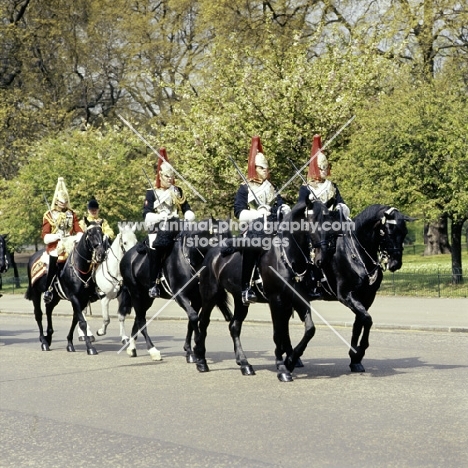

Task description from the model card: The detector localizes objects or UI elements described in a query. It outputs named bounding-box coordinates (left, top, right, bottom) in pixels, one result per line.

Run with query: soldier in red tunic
left=42, top=177, right=83, bottom=303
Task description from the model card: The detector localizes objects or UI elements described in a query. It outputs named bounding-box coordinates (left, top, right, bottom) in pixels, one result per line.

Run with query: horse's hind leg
left=229, top=297, right=255, bottom=376
left=97, top=297, right=111, bottom=337
left=33, top=296, right=50, bottom=351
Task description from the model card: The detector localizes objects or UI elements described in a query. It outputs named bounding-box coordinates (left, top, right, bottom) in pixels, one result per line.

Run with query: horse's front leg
left=270, top=302, right=294, bottom=382
left=346, top=296, right=373, bottom=372
left=284, top=304, right=315, bottom=372
left=96, top=296, right=111, bottom=337
left=69, top=298, right=98, bottom=355
left=229, top=298, right=255, bottom=376
left=176, top=296, right=199, bottom=363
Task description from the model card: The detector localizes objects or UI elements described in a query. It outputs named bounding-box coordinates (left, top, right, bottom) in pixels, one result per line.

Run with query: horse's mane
left=353, top=204, right=390, bottom=230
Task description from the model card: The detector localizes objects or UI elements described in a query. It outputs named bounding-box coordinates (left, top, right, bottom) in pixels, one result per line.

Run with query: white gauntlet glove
left=184, top=210, right=196, bottom=221
left=337, top=203, right=350, bottom=219
left=44, top=233, right=60, bottom=244
left=239, top=209, right=263, bottom=222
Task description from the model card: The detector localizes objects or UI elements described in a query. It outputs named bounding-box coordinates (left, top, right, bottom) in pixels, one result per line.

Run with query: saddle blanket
left=31, top=252, right=49, bottom=286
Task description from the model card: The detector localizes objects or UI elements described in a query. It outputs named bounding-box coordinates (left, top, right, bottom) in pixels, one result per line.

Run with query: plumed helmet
left=87, top=197, right=99, bottom=210
left=51, top=177, right=71, bottom=209
left=247, top=136, right=267, bottom=180
left=156, top=147, right=175, bottom=188
left=307, top=134, right=330, bottom=181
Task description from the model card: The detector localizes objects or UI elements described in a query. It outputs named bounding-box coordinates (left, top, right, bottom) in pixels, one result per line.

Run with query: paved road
left=1, top=312, right=467, bottom=468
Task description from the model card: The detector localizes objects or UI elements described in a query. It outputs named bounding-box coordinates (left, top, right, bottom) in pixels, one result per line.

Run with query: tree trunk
left=451, top=218, right=465, bottom=284
left=424, top=215, right=451, bottom=255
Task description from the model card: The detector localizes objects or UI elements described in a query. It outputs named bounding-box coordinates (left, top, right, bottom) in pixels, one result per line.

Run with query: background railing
left=1, top=265, right=467, bottom=298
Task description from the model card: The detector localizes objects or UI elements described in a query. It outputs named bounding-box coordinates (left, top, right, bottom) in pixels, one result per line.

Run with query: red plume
left=247, top=136, right=264, bottom=180
left=307, top=135, right=327, bottom=181
left=156, top=148, right=169, bottom=188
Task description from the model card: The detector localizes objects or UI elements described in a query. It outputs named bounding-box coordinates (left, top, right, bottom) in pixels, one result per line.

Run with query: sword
left=276, top=115, right=356, bottom=196
left=286, top=157, right=318, bottom=199
left=228, top=156, right=262, bottom=207
left=118, top=114, right=206, bottom=203
left=42, top=193, right=53, bottom=217
left=142, top=167, right=164, bottom=206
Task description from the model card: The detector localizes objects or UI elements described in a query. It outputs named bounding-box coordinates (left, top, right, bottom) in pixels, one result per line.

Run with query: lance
left=228, top=155, right=263, bottom=207
left=117, top=114, right=206, bottom=203
left=276, top=115, right=356, bottom=196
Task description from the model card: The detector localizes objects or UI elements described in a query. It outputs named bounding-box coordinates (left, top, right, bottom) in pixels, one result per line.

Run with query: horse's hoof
left=277, top=372, right=293, bottom=382
left=196, top=361, right=210, bottom=373
left=127, top=348, right=137, bottom=358
left=241, top=365, right=256, bottom=376
left=186, top=353, right=196, bottom=364
left=96, top=330, right=105, bottom=337
left=87, top=347, right=98, bottom=356
left=148, top=347, right=162, bottom=361
left=349, top=363, right=365, bottom=373
left=67, top=344, right=75, bottom=352
left=41, top=343, right=50, bottom=351
left=295, top=358, right=304, bottom=368
left=46, top=335, right=53, bottom=346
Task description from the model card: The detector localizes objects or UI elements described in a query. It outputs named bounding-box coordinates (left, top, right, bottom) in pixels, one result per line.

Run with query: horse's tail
left=117, top=285, right=132, bottom=317
left=24, top=284, right=32, bottom=301
left=215, top=288, right=233, bottom=322
left=220, top=237, right=238, bottom=257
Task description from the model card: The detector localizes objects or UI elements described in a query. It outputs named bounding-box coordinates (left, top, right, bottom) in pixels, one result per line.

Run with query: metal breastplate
left=51, top=210, right=74, bottom=237
left=153, top=188, right=178, bottom=217
left=247, top=180, right=276, bottom=209
left=308, top=180, right=336, bottom=206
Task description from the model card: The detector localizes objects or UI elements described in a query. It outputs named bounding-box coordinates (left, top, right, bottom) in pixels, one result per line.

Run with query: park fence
left=1, top=270, right=467, bottom=299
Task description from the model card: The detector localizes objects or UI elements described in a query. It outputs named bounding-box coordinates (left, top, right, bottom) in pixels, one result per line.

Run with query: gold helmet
left=51, top=177, right=71, bottom=209
left=156, top=148, right=175, bottom=188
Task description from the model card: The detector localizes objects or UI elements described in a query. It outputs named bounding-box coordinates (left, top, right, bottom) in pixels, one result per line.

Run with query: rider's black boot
left=44, top=255, right=58, bottom=304
left=241, top=251, right=258, bottom=306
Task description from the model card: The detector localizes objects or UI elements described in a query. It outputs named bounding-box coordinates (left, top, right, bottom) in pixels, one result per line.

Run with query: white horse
left=78, top=225, right=137, bottom=344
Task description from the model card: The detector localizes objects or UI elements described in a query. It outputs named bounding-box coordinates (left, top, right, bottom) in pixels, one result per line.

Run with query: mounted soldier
left=298, top=134, right=350, bottom=217
left=233, top=136, right=290, bottom=305
left=298, top=134, right=350, bottom=297
left=42, top=177, right=83, bottom=304
left=143, top=148, right=195, bottom=298
left=80, top=197, right=115, bottom=250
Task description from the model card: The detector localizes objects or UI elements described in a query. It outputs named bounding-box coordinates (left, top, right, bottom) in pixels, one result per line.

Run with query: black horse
left=318, top=204, right=411, bottom=372
left=0, top=234, right=9, bottom=297
left=0, top=234, right=9, bottom=274
left=195, top=198, right=339, bottom=381
left=25, top=222, right=106, bottom=354
left=118, top=218, right=233, bottom=361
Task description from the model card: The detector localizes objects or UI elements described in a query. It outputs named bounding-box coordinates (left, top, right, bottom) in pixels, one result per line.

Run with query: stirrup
left=242, top=288, right=257, bottom=306
left=308, top=287, right=322, bottom=299
left=148, top=285, right=160, bottom=298
left=43, top=289, right=54, bottom=304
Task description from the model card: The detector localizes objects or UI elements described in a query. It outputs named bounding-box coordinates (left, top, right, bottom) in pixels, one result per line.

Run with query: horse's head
left=84, top=220, right=106, bottom=263
left=117, top=225, right=138, bottom=254
left=0, top=234, right=9, bottom=273
left=288, top=199, right=336, bottom=269
left=184, top=217, right=231, bottom=254
left=378, top=207, right=413, bottom=272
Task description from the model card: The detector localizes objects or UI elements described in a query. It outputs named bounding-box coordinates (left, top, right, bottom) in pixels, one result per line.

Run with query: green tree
left=0, top=126, right=155, bottom=251
left=335, top=72, right=468, bottom=281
